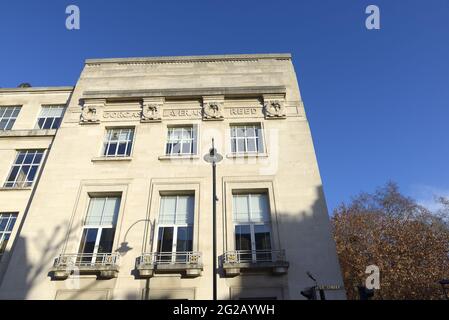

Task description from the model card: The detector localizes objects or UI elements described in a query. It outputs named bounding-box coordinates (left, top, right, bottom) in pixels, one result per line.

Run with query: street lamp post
left=204, top=138, right=223, bottom=300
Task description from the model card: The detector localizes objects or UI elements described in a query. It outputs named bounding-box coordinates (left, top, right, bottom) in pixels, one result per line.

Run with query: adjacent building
left=0, top=54, right=345, bottom=300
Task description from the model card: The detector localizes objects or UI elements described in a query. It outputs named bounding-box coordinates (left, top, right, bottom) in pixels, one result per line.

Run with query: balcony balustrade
left=136, top=251, right=203, bottom=278
left=222, top=249, right=289, bottom=276
left=51, top=253, right=120, bottom=280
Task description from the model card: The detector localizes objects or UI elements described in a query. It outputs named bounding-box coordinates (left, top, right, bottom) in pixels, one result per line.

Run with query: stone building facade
left=0, top=54, right=345, bottom=300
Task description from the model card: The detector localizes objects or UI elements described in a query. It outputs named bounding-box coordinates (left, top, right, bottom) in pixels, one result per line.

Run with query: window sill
left=91, top=156, right=133, bottom=162
left=158, top=155, right=199, bottom=160
left=0, top=186, right=33, bottom=191
left=0, top=129, right=57, bottom=138
left=226, top=153, right=268, bottom=159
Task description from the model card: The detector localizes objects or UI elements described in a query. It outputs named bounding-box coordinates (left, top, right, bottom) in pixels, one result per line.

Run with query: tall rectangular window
left=0, top=106, right=21, bottom=131
left=165, top=126, right=197, bottom=156
left=78, top=196, right=121, bottom=264
left=102, top=128, right=134, bottom=157
left=4, top=150, right=44, bottom=188
left=233, top=193, right=272, bottom=262
left=156, top=195, right=194, bottom=262
left=230, top=124, right=264, bottom=153
left=0, top=213, right=17, bottom=261
left=35, top=105, right=65, bottom=129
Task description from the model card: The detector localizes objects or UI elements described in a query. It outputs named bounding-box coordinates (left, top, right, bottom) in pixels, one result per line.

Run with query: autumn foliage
left=332, top=182, right=449, bottom=300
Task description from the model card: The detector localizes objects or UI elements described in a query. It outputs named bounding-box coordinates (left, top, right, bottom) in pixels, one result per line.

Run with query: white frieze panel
left=163, top=107, right=202, bottom=119
left=102, top=110, right=141, bottom=121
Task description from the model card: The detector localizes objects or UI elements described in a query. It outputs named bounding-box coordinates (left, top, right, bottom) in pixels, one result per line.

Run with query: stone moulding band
left=82, top=86, right=286, bottom=100
left=84, top=53, right=292, bottom=66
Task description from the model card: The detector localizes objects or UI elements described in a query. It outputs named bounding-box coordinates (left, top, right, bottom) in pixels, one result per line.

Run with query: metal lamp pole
left=204, top=138, right=223, bottom=300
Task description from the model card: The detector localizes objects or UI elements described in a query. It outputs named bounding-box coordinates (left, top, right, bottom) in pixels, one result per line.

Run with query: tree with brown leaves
left=332, top=182, right=449, bottom=300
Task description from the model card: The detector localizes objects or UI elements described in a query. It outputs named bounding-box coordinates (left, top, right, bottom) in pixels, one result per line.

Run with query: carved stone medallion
left=264, top=100, right=286, bottom=119
left=202, top=102, right=224, bottom=120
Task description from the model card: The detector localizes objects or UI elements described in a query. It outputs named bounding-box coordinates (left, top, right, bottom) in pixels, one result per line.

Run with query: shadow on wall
left=0, top=186, right=346, bottom=300
left=223, top=186, right=346, bottom=300
left=0, top=220, right=81, bottom=299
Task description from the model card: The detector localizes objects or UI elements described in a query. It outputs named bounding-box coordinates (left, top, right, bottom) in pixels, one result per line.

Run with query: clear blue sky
left=1, top=0, right=448, bottom=211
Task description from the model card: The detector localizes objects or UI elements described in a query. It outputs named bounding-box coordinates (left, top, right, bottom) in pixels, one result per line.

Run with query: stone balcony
left=136, top=252, right=203, bottom=278
left=222, top=250, right=289, bottom=276
left=50, top=253, right=120, bottom=280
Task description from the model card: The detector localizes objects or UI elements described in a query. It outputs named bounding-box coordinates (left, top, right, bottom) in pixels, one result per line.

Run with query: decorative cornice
left=0, top=86, right=74, bottom=94
left=85, top=53, right=292, bottom=66
left=83, top=86, right=286, bottom=100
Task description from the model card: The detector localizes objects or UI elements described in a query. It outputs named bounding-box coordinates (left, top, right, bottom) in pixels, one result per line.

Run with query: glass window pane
left=37, top=118, right=45, bottom=129
left=257, top=129, right=264, bottom=153
left=26, top=166, right=38, bottom=183
left=107, top=143, right=117, bottom=156
left=236, top=127, right=245, bottom=138
left=176, top=196, right=194, bottom=224
left=17, top=166, right=30, bottom=184
left=0, top=234, right=10, bottom=254
left=237, top=139, right=245, bottom=153
left=176, top=226, right=193, bottom=253
left=235, top=225, right=252, bottom=261
left=0, top=119, right=8, bottom=130
left=110, top=131, right=119, bottom=141
left=5, top=120, right=14, bottom=130
left=181, top=142, right=191, bottom=154
left=172, top=128, right=182, bottom=140
left=233, top=195, right=250, bottom=222
left=0, top=218, right=8, bottom=231
left=157, top=227, right=174, bottom=253
left=24, top=153, right=34, bottom=164
left=171, top=142, right=181, bottom=155
left=78, top=228, right=98, bottom=255
left=85, top=198, right=105, bottom=225
left=247, top=138, right=256, bottom=152
left=250, top=194, right=270, bottom=222
left=7, top=216, right=17, bottom=232
left=182, top=128, right=192, bottom=139
left=117, top=143, right=127, bottom=156
left=102, top=197, right=120, bottom=225
left=43, top=118, right=53, bottom=129
left=98, top=228, right=115, bottom=254
left=6, top=166, right=20, bottom=184
left=246, top=127, right=256, bottom=137
left=3, top=109, right=12, bottom=117
left=231, top=138, right=237, bottom=153
left=159, top=196, right=176, bottom=224
left=12, top=108, right=20, bottom=117
left=33, top=152, right=43, bottom=164
left=166, top=143, right=173, bottom=155
left=255, top=225, right=272, bottom=261
left=16, top=152, right=25, bottom=164
left=126, top=142, right=132, bottom=156
left=118, top=131, right=128, bottom=141
left=254, top=225, right=272, bottom=251
left=51, top=118, right=61, bottom=129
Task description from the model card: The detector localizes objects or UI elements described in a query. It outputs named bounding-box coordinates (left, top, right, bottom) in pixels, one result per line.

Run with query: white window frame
left=102, top=128, right=134, bottom=157
left=0, top=106, right=21, bottom=131
left=233, top=193, right=272, bottom=261
left=156, top=195, right=194, bottom=263
left=4, top=150, right=44, bottom=188
left=79, top=196, right=120, bottom=264
left=35, top=105, right=65, bottom=130
left=165, top=126, right=196, bottom=156
left=0, top=213, right=17, bottom=261
left=230, top=124, right=264, bottom=154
